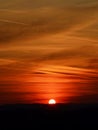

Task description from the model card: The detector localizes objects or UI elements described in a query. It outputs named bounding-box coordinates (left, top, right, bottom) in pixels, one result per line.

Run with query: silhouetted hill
left=0, top=103, right=98, bottom=129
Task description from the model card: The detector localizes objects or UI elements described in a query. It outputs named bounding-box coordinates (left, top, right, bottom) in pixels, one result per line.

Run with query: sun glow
left=48, top=99, right=56, bottom=104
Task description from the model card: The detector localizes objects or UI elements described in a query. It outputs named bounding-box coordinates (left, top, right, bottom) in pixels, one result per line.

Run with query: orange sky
left=0, top=0, right=98, bottom=104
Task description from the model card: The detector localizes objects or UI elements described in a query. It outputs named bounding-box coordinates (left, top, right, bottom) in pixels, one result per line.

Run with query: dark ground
left=0, top=103, right=98, bottom=129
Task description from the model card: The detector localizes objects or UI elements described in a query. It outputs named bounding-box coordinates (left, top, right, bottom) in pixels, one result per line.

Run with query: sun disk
left=48, top=99, right=56, bottom=104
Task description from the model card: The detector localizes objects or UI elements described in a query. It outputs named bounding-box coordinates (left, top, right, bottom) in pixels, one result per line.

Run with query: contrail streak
left=0, top=9, right=25, bottom=13
left=0, top=19, right=29, bottom=26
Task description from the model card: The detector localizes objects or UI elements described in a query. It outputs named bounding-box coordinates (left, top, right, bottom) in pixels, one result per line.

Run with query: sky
left=0, top=0, right=98, bottom=104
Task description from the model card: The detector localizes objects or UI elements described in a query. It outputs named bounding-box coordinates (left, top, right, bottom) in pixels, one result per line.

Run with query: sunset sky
left=0, top=0, right=98, bottom=104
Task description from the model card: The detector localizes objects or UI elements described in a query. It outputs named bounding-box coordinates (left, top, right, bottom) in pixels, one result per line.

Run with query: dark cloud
left=33, top=45, right=98, bottom=69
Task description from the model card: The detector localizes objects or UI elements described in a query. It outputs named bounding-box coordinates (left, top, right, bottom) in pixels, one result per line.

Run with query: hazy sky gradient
left=0, top=0, right=98, bottom=104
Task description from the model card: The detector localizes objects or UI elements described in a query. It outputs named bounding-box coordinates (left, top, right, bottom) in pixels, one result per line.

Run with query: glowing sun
left=48, top=99, right=56, bottom=104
